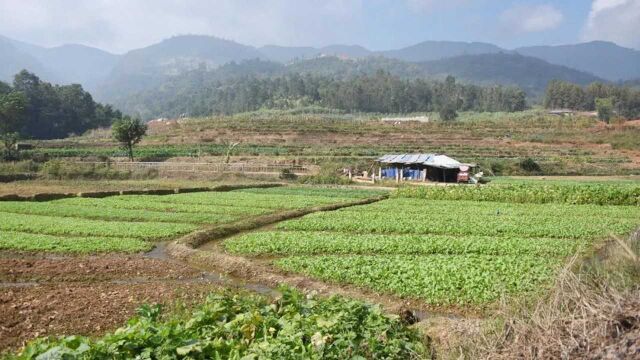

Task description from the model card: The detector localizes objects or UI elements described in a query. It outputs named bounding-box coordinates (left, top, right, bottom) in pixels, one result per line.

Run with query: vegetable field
left=226, top=195, right=640, bottom=306
left=0, top=186, right=381, bottom=253
left=395, top=183, right=640, bottom=206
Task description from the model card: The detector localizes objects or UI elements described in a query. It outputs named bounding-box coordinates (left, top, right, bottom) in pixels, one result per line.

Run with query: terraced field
left=33, top=111, right=640, bottom=176
left=0, top=186, right=384, bottom=253
left=226, top=193, right=640, bottom=306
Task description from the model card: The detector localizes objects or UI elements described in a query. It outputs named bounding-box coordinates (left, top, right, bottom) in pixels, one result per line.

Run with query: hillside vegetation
left=3, top=34, right=640, bottom=120
left=0, top=71, right=123, bottom=140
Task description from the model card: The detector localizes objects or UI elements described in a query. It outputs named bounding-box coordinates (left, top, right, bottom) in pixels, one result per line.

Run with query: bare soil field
left=0, top=254, right=220, bottom=350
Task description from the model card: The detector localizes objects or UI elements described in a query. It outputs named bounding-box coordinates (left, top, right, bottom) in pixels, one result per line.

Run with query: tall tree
left=112, top=117, right=147, bottom=161
left=595, top=98, right=613, bottom=123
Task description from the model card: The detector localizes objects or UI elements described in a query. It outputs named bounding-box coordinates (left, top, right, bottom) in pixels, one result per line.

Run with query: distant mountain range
left=418, top=53, right=601, bottom=95
left=0, top=35, right=118, bottom=91
left=1, top=34, right=638, bottom=112
left=515, top=41, right=640, bottom=83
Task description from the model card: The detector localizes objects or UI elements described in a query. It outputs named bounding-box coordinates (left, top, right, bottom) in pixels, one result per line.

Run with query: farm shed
left=376, top=154, right=475, bottom=183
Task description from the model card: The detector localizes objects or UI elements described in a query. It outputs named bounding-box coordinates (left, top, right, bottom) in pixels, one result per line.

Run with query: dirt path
left=166, top=195, right=482, bottom=319
left=0, top=255, right=221, bottom=351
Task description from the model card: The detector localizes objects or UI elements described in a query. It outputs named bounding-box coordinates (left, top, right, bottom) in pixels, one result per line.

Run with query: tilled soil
left=0, top=254, right=220, bottom=351
left=0, top=255, right=203, bottom=282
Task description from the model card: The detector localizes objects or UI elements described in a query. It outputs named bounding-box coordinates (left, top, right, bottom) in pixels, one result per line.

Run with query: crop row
left=0, top=213, right=197, bottom=240
left=394, top=184, right=640, bottom=206
left=54, top=196, right=271, bottom=216
left=277, top=201, right=638, bottom=239
left=233, top=186, right=388, bottom=199
left=225, top=231, right=584, bottom=257
left=0, top=231, right=151, bottom=253
left=276, top=255, right=557, bottom=305
left=116, top=192, right=357, bottom=209
left=344, top=198, right=640, bottom=220
left=0, top=202, right=239, bottom=225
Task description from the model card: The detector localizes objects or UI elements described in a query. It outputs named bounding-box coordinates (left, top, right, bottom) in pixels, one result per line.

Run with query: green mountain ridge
left=1, top=34, right=636, bottom=117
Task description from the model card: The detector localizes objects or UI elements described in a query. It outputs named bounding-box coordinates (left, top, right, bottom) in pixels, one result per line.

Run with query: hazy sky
left=0, top=0, right=638, bottom=53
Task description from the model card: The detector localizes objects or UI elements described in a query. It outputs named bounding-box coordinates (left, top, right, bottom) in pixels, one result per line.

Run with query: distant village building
left=14, top=143, right=34, bottom=151
left=381, top=115, right=430, bottom=124
left=376, top=154, right=475, bottom=183
left=548, top=109, right=575, bottom=116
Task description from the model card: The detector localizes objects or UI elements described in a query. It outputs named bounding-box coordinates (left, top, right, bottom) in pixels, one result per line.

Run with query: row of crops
left=395, top=183, right=640, bottom=206
left=10, top=288, right=427, bottom=359
left=225, top=195, right=640, bottom=306
left=0, top=186, right=384, bottom=253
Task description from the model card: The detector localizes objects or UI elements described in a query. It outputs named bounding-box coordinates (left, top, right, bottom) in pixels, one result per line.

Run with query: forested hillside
left=115, top=67, right=525, bottom=119
left=419, top=53, right=602, bottom=98
left=109, top=54, right=598, bottom=118
left=0, top=71, right=123, bottom=139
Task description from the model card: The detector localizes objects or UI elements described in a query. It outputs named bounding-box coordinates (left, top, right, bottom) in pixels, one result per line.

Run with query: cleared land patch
left=0, top=255, right=218, bottom=350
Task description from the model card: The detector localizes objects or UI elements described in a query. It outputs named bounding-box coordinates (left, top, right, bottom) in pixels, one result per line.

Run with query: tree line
left=121, top=69, right=527, bottom=119
left=0, top=70, right=124, bottom=141
left=544, top=80, right=640, bottom=119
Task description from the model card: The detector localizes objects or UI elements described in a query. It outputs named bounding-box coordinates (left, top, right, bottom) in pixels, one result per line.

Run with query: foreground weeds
left=8, top=287, right=428, bottom=359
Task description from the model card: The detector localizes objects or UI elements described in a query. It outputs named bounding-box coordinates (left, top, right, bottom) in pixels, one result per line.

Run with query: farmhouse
left=376, top=153, right=475, bottom=183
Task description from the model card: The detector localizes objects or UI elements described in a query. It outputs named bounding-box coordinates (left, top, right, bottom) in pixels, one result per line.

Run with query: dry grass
left=469, top=230, right=640, bottom=359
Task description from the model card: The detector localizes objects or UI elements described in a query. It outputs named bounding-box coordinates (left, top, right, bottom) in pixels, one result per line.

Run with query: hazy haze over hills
left=0, top=33, right=636, bottom=112
left=381, top=41, right=505, bottom=62
left=516, top=41, right=640, bottom=81
left=418, top=53, right=602, bottom=96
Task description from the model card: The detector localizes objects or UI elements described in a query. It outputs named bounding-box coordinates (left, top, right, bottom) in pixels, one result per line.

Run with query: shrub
left=439, top=103, right=458, bottom=121
left=519, top=158, right=542, bottom=173
left=279, top=168, right=298, bottom=180
left=299, top=173, right=352, bottom=185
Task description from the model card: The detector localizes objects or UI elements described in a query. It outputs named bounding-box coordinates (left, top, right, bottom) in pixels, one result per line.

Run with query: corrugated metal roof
left=426, top=155, right=461, bottom=169
left=377, top=153, right=474, bottom=169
